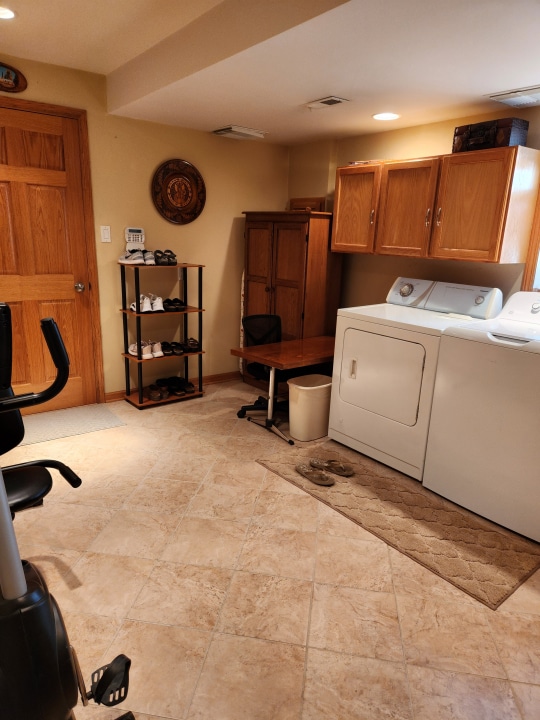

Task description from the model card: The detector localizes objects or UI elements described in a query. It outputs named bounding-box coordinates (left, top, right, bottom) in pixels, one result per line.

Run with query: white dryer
left=328, top=278, right=502, bottom=480
left=423, top=291, right=540, bottom=542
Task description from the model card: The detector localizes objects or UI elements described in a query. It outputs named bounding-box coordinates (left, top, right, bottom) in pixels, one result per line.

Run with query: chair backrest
left=0, top=303, right=25, bottom=455
left=242, top=314, right=282, bottom=348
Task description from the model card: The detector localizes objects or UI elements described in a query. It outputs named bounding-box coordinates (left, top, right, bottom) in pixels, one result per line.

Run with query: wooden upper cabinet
left=375, top=157, right=440, bottom=257
left=331, top=163, right=382, bottom=252
left=429, top=146, right=540, bottom=262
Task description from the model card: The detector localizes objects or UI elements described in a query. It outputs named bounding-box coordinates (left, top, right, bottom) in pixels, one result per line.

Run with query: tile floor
left=5, top=380, right=540, bottom=720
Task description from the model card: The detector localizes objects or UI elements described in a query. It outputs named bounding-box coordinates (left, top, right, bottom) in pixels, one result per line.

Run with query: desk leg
left=247, top=367, right=294, bottom=445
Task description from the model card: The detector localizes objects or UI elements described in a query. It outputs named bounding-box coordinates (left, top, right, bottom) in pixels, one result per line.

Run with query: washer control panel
left=387, top=278, right=503, bottom=319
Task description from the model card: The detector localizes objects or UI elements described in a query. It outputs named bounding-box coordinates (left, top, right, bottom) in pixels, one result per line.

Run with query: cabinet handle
left=425, top=208, right=431, bottom=227
left=265, top=286, right=271, bottom=293
left=350, top=358, right=357, bottom=379
left=436, top=207, right=442, bottom=226
left=370, top=209, right=375, bottom=225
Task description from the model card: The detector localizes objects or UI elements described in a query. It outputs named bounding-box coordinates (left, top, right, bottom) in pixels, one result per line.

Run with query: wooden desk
left=231, top=336, right=335, bottom=444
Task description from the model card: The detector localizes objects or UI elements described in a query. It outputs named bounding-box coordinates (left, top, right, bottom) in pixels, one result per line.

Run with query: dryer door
left=340, top=328, right=425, bottom=425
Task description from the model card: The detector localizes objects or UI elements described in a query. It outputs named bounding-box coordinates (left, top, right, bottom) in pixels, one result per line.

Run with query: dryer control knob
left=531, top=302, right=540, bottom=314
left=399, top=283, right=414, bottom=297
left=474, top=296, right=485, bottom=305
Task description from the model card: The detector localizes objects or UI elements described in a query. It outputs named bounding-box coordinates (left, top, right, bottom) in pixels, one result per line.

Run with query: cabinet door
left=375, top=158, right=440, bottom=256
left=429, top=148, right=515, bottom=261
left=331, top=164, right=382, bottom=252
left=244, top=221, right=273, bottom=315
left=272, top=222, right=307, bottom=340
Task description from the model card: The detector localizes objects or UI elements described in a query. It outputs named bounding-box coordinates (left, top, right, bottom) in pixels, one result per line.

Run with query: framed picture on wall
left=0, top=62, right=27, bottom=93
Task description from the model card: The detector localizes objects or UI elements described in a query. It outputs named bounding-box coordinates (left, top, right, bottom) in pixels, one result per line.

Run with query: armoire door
left=244, top=220, right=273, bottom=316
left=272, top=221, right=307, bottom=340
left=0, top=99, right=103, bottom=412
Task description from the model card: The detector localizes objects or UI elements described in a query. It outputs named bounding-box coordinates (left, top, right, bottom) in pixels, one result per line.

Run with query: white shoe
left=119, top=251, right=145, bottom=265
left=128, top=341, right=153, bottom=359
left=130, top=295, right=152, bottom=312
left=150, top=341, right=164, bottom=358
left=144, top=251, right=156, bottom=265
left=148, top=293, right=164, bottom=312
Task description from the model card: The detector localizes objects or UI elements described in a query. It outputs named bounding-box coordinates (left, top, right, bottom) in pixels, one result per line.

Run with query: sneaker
left=148, top=293, right=164, bottom=312
left=130, top=295, right=152, bottom=313
left=143, top=250, right=156, bottom=265
left=150, top=341, right=164, bottom=358
left=128, top=341, right=153, bottom=359
left=119, top=250, right=145, bottom=265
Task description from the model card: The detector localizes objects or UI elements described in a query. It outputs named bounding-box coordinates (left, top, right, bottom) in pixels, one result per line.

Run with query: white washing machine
left=423, top=291, right=540, bottom=542
left=328, top=278, right=502, bottom=480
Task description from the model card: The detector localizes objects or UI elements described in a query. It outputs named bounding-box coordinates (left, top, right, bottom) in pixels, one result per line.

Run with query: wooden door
left=244, top=220, right=273, bottom=316
left=272, top=221, right=307, bottom=340
left=376, top=158, right=440, bottom=257
left=0, top=99, right=103, bottom=412
left=331, top=163, right=382, bottom=252
left=429, top=148, right=515, bottom=261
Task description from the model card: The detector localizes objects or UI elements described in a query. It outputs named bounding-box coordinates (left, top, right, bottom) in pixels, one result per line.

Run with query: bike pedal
left=88, top=653, right=131, bottom=707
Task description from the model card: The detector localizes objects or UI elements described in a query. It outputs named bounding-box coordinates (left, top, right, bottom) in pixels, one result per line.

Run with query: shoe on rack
left=129, top=295, right=152, bottom=313
left=163, top=249, right=177, bottom=265
left=181, top=337, right=201, bottom=353
left=128, top=341, right=153, bottom=359
left=148, top=293, right=164, bottom=312
left=150, top=341, right=164, bottom=358
left=119, top=251, right=145, bottom=265
left=143, top=250, right=156, bottom=265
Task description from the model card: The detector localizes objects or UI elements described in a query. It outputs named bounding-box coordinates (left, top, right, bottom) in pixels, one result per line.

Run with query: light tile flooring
left=5, top=380, right=540, bottom=720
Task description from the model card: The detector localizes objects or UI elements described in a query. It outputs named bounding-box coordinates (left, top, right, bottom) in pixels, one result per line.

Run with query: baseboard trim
left=104, top=371, right=242, bottom=403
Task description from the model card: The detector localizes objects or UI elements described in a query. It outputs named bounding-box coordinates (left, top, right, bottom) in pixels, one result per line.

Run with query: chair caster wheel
left=237, top=410, right=246, bottom=418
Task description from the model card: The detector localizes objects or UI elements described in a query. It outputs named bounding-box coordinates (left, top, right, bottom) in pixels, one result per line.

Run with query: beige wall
left=3, top=54, right=290, bottom=394
left=290, top=108, right=540, bottom=306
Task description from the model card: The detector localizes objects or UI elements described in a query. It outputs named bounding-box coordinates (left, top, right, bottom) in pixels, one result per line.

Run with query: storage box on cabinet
left=452, top=117, right=529, bottom=153
left=119, top=263, right=204, bottom=408
left=243, top=211, right=341, bottom=340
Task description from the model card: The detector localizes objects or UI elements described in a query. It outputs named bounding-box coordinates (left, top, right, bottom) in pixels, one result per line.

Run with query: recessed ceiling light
left=373, top=112, right=400, bottom=121
left=0, top=6, right=15, bottom=19
left=212, top=125, right=266, bottom=140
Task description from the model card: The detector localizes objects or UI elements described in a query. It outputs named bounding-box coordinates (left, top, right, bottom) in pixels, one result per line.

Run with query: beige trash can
left=287, top=374, right=332, bottom=441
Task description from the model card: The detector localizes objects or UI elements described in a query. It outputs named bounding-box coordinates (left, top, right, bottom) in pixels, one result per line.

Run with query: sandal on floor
left=309, top=458, right=354, bottom=477
left=295, top=464, right=335, bottom=486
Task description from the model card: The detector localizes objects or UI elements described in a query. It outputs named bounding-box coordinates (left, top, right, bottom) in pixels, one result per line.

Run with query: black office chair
left=237, top=314, right=302, bottom=420
left=237, top=314, right=287, bottom=419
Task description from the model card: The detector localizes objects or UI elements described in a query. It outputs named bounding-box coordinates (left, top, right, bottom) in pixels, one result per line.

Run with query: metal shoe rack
left=119, top=262, right=204, bottom=408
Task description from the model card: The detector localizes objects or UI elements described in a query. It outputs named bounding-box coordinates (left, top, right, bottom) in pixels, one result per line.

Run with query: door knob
left=74, top=282, right=85, bottom=292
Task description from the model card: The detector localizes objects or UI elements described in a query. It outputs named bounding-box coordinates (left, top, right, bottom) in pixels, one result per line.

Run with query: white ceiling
left=2, top=0, right=540, bottom=145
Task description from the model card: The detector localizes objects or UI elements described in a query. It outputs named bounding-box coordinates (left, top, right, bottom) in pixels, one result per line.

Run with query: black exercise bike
left=0, top=302, right=134, bottom=720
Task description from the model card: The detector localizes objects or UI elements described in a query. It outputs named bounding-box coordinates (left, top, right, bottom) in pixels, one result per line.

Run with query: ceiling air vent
left=488, top=85, right=540, bottom=108
left=306, top=96, right=349, bottom=110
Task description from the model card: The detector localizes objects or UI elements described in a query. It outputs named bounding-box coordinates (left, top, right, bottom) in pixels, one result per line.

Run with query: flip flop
left=295, top=463, right=335, bottom=486
left=309, top=458, right=354, bottom=477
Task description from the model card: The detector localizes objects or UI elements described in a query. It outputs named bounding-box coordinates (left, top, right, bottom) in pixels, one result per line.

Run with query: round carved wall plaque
left=151, top=159, right=206, bottom=224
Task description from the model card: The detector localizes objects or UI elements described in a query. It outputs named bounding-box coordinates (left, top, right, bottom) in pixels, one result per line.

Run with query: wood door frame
left=0, top=95, right=105, bottom=402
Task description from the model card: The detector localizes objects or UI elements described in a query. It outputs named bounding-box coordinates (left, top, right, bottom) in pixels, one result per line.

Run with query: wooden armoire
left=243, top=211, right=342, bottom=340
